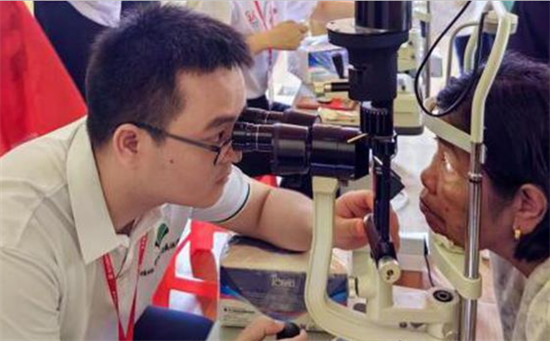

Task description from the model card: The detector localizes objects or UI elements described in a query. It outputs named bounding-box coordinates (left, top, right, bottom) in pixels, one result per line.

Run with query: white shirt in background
left=430, top=1, right=488, bottom=37
left=188, top=1, right=318, bottom=100
left=69, top=1, right=122, bottom=27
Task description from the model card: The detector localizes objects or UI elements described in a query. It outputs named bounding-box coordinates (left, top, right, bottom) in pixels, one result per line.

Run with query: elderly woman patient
left=419, top=52, right=549, bottom=341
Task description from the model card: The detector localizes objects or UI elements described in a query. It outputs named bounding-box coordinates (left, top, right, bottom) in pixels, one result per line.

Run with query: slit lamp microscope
left=232, top=2, right=518, bottom=340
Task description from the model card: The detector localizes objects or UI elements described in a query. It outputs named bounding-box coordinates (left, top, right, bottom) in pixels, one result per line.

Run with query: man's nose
left=228, top=148, right=242, bottom=164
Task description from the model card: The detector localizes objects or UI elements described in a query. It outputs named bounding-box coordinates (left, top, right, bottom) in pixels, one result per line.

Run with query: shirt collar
left=131, top=206, right=164, bottom=243
left=66, top=121, right=124, bottom=264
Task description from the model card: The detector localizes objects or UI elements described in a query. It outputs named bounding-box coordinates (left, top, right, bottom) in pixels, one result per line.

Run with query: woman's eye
left=442, top=152, right=458, bottom=174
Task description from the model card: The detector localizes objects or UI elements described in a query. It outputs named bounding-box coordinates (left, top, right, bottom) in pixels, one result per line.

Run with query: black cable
left=414, top=2, right=488, bottom=117
left=436, top=12, right=487, bottom=115
left=424, top=239, right=435, bottom=287
left=413, top=1, right=471, bottom=114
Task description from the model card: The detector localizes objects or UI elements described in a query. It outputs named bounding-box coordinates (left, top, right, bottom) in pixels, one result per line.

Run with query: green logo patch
left=155, top=223, right=170, bottom=248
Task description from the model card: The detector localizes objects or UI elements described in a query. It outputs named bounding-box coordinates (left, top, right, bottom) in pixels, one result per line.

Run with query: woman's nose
left=421, top=160, right=438, bottom=194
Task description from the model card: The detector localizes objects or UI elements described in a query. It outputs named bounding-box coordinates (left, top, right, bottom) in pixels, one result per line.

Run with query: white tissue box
left=219, top=236, right=349, bottom=331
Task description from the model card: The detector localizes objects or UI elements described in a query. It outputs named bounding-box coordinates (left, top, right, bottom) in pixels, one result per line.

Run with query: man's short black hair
left=86, top=4, right=253, bottom=147
left=437, top=52, right=549, bottom=262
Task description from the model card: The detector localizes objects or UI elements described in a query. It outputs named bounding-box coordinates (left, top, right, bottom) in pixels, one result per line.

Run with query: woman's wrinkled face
left=419, top=139, right=507, bottom=249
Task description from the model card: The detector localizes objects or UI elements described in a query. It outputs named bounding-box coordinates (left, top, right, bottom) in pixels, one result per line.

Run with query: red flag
left=0, top=2, right=86, bottom=156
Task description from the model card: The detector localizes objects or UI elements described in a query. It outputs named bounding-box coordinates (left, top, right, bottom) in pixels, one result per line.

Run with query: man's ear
left=111, top=123, right=145, bottom=167
left=512, top=184, right=548, bottom=236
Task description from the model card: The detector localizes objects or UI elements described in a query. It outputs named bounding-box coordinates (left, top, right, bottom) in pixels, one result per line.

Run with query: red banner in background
left=0, top=2, right=85, bottom=156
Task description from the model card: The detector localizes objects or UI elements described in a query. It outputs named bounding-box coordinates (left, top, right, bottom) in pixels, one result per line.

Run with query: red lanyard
left=253, top=1, right=275, bottom=67
left=102, top=235, right=148, bottom=341
left=253, top=1, right=274, bottom=32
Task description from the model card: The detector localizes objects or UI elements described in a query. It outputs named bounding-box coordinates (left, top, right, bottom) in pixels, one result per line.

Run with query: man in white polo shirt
left=0, top=5, right=396, bottom=341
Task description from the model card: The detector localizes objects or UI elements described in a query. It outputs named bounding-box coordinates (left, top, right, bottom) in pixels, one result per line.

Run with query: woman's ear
left=512, top=184, right=548, bottom=236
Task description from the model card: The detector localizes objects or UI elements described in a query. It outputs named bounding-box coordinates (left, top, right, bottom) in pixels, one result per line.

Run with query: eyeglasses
left=130, top=121, right=233, bottom=165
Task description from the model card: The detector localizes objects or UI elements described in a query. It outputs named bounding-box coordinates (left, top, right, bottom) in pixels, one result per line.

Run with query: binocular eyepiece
left=232, top=108, right=369, bottom=181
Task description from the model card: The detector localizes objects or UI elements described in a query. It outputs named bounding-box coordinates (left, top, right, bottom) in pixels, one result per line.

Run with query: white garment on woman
left=511, top=257, right=550, bottom=341
left=492, top=254, right=550, bottom=341
left=491, top=253, right=526, bottom=341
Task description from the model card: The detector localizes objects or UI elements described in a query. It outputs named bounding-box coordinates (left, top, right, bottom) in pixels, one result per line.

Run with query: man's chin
left=193, top=190, right=223, bottom=208
left=170, top=189, right=222, bottom=209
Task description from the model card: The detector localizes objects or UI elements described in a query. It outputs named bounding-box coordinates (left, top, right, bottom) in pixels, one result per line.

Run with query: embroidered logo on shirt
left=141, top=236, right=180, bottom=276
left=245, top=10, right=261, bottom=29
left=155, top=223, right=169, bottom=249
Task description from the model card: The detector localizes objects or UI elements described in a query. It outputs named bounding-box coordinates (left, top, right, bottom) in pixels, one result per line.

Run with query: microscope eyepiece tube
left=238, top=107, right=320, bottom=127
left=233, top=110, right=370, bottom=180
